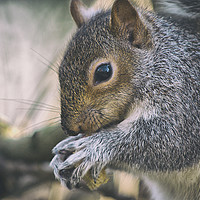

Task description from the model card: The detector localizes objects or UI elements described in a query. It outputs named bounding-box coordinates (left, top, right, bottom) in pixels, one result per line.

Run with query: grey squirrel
left=50, top=0, right=200, bottom=199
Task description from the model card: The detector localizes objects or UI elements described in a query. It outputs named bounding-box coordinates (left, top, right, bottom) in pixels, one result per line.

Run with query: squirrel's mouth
left=63, top=128, right=78, bottom=136
left=62, top=118, right=123, bottom=137
left=60, top=103, right=128, bottom=136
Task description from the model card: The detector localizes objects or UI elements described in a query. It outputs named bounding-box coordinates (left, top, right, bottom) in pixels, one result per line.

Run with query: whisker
left=18, top=117, right=61, bottom=134
left=16, top=107, right=60, bottom=113
left=47, top=120, right=61, bottom=127
left=16, top=121, right=61, bottom=137
left=37, top=58, right=58, bottom=74
left=0, top=98, right=59, bottom=110
left=30, top=48, right=58, bottom=74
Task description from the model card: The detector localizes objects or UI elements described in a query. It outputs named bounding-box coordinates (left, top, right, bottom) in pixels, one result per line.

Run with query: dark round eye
left=94, top=63, right=113, bottom=85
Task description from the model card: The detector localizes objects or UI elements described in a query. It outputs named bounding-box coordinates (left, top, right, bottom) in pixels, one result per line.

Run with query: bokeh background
left=0, top=0, right=73, bottom=135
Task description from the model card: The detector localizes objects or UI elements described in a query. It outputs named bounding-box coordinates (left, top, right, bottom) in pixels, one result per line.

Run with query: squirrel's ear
left=70, top=0, right=88, bottom=28
left=110, top=0, right=151, bottom=47
left=70, top=0, right=96, bottom=28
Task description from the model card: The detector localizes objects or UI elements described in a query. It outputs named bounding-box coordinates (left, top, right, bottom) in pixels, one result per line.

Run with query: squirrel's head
left=59, top=0, right=152, bottom=135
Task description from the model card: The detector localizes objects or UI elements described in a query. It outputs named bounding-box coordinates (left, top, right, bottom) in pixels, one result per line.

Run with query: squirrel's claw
left=52, top=133, right=83, bottom=154
left=51, top=134, right=109, bottom=189
left=58, top=149, right=87, bottom=170
left=69, top=161, right=93, bottom=188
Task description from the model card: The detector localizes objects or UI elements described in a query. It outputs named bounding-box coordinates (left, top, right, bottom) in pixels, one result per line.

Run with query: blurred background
left=0, top=0, right=152, bottom=199
left=0, top=0, right=73, bottom=135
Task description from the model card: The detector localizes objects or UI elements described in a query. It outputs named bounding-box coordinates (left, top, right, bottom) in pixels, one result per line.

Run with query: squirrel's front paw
left=50, top=134, right=109, bottom=189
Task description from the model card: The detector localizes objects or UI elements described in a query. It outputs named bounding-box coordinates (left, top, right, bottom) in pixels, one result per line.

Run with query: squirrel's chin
left=64, top=130, right=92, bottom=137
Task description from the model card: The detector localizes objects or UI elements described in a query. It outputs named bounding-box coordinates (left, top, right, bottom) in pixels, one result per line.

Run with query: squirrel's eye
left=94, top=63, right=113, bottom=85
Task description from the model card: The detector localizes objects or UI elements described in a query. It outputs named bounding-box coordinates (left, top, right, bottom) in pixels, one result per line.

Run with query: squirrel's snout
left=62, top=120, right=99, bottom=136
left=62, top=127, right=79, bottom=136
left=61, top=120, right=82, bottom=136
left=61, top=108, right=104, bottom=136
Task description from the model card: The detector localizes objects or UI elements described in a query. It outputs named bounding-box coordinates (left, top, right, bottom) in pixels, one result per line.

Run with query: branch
left=0, top=124, right=66, bottom=197
left=0, top=125, right=66, bottom=162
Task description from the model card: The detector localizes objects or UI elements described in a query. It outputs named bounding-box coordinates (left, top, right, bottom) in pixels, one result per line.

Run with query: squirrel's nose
left=62, top=126, right=81, bottom=136
left=61, top=111, right=100, bottom=135
left=61, top=119, right=83, bottom=136
left=61, top=117, right=82, bottom=135
left=62, top=122, right=94, bottom=136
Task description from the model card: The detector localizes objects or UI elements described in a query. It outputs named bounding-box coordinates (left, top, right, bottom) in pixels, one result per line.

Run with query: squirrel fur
left=50, top=0, right=200, bottom=199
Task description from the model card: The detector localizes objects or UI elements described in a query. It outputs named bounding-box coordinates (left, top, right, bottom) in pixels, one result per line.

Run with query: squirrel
left=50, top=0, right=200, bottom=199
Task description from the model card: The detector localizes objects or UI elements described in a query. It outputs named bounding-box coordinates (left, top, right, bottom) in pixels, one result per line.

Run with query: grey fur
left=50, top=0, right=200, bottom=199
left=152, top=0, right=200, bottom=17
